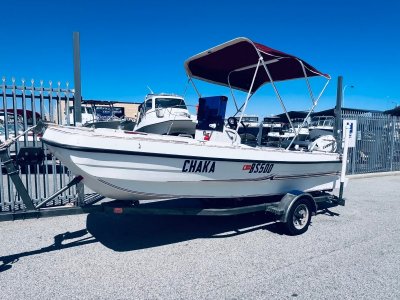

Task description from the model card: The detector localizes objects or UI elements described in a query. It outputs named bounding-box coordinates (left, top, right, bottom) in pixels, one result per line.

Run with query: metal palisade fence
left=343, top=110, right=400, bottom=174
left=0, top=77, right=80, bottom=212
left=1, top=77, right=399, bottom=213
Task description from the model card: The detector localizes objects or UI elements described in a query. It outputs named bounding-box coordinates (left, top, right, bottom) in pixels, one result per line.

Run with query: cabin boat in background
left=42, top=37, right=345, bottom=202
left=267, top=118, right=309, bottom=146
left=261, top=116, right=283, bottom=144
left=279, top=115, right=336, bottom=150
left=65, top=105, right=96, bottom=126
left=134, top=93, right=196, bottom=136
left=308, top=115, right=334, bottom=136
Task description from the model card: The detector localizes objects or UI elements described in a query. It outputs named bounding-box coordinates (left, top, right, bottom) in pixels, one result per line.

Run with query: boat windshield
left=155, top=98, right=187, bottom=109
left=241, top=116, right=258, bottom=123
left=310, top=116, right=334, bottom=127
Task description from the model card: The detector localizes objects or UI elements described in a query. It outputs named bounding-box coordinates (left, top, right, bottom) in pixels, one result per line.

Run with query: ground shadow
left=0, top=211, right=280, bottom=273
left=1, top=199, right=342, bottom=272
left=86, top=211, right=282, bottom=252
left=0, top=229, right=95, bottom=273
left=86, top=198, right=342, bottom=251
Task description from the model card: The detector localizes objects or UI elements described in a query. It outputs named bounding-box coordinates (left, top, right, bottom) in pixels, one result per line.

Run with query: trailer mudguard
left=278, top=191, right=317, bottom=223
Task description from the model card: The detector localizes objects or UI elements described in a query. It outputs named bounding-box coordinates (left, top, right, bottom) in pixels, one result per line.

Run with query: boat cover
left=184, top=37, right=330, bottom=93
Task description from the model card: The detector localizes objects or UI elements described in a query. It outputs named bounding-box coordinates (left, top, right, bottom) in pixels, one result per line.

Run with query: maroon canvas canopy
left=184, top=37, right=330, bottom=93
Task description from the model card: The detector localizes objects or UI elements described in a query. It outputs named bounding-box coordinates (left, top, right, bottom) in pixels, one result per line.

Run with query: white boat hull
left=42, top=126, right=342, bottom=201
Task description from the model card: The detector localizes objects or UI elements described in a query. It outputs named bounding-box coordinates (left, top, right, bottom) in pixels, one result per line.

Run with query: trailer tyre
left=285, top=198, right=312, bottom=235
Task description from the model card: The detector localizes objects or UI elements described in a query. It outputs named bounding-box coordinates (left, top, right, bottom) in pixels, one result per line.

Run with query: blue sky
left=1, top=0, right=399, bottom=116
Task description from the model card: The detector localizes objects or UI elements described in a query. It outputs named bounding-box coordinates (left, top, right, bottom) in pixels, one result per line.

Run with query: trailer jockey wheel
left=285, top=198, right=312, bottom=235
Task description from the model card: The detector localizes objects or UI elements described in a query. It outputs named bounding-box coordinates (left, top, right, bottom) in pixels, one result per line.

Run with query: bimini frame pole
left=236, top=58, right=261, bottom=134
left=188, top=77, right=201, bottom=98
left=285, top=59, right=330, bottom=150
left=259, top=57, right=295, bottom=133
left=232, top=93, right=255, bottom=117
left=227, top=72, right=240, bottom=112
left=286, top=82, right=330, bottom=149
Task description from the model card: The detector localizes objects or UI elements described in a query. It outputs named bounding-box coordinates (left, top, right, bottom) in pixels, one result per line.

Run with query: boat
left=65, top=104, right=96, bottom=126
left=308, top=115, right=334, bottom=136
left=82, top=100, right=136, bottom=131
left=280, top=115, right=336, bottom=150
left=134, top=93, right=196, bottom=136
left=66, top=101, right=136, bottom=130
left=41, top=37, right=343, bottom=201
left=261, top=116, right=282, bottom=143
left=267, top=118, right=310, bottom=148
left=0, top=112, right=39, bottom=153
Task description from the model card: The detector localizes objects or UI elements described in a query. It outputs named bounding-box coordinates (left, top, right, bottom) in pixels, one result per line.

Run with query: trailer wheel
left=285, top=198, right=312, bottom=235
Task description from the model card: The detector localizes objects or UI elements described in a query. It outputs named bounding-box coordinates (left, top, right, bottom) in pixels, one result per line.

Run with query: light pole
left=342, top=85, right=354, bottom=107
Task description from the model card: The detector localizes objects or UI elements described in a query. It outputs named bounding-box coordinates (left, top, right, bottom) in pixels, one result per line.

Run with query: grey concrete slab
left=0, top=175, right=399, bottom=299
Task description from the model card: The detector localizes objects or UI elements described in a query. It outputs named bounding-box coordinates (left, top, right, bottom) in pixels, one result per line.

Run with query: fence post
left=390, top=116, right=395, bottom=171
left=351, top=118, right=357, bottom=174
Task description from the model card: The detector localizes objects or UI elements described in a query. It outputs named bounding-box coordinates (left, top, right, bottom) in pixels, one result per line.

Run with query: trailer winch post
left=0, top=149, right=36, bottom=210
left=339, top=124, right=350, bottom=202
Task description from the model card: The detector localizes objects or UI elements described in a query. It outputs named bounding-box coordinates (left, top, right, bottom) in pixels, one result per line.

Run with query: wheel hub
left=293, top=204, right=309, bottom=230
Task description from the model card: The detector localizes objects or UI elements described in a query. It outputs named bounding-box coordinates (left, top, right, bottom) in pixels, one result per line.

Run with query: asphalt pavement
left=0, top=174, right=399, bottom=299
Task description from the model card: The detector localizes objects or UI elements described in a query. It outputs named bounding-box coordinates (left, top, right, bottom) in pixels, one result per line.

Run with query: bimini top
left=184, top=37, right=330, bottom=93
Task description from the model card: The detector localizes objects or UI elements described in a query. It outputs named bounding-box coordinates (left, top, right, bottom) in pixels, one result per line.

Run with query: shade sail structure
left=184, top=37, right=330, bottom=93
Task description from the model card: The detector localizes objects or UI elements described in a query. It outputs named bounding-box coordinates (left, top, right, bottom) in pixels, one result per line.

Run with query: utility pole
left=73, top=32, right=84, bottom=205
left=334, top=76, right=343, bottom=153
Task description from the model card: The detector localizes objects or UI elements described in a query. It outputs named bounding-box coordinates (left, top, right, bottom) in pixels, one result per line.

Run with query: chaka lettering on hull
left=182, top=160, right=216, bottom=173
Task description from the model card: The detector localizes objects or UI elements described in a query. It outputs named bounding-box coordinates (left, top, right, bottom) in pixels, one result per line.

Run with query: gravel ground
left=0, top=175, right=399, bottom=299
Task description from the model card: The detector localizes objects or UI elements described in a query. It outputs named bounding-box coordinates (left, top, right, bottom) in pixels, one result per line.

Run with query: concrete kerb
left=347, top=171, right=400, bottom=180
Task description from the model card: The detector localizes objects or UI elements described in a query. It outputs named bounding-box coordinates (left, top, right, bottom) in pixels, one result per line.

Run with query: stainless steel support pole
left=339, top=124, right=350, bottom=202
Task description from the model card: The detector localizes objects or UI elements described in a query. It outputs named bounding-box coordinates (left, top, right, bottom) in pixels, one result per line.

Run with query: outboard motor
left=308, top=135, right=337, bottom=152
